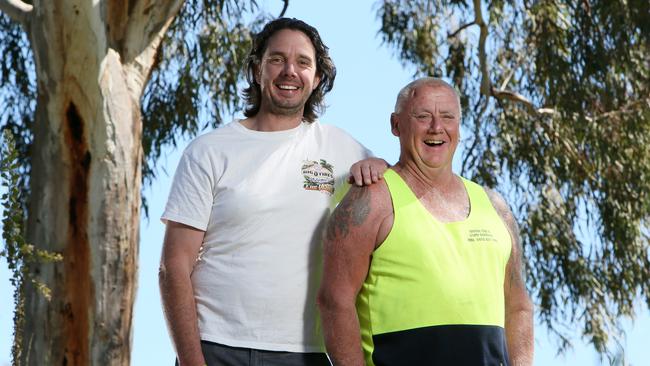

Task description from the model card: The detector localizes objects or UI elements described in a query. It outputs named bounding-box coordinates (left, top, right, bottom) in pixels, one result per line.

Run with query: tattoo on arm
left=326, top=187, right=371, bottom=242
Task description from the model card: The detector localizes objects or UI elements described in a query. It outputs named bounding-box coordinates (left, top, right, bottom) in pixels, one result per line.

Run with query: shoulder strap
left=460, top=177, right=493, bottom=217
left=383, top=169, right=420, bottom=212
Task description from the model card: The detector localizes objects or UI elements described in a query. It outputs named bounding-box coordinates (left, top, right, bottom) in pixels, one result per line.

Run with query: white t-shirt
left=162, top=120, right=371, bottom=352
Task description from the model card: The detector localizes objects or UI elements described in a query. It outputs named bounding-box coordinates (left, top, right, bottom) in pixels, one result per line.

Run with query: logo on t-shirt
left=302, top=159, right=335, bottom=195
left=467, top=229, right=498, bottom=243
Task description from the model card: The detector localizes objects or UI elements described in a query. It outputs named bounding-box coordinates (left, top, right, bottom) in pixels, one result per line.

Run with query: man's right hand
left=348, top=157, right=390, bottom=186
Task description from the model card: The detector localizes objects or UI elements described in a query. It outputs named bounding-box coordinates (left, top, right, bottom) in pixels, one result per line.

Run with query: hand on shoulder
left=348, top=157, right=390, bottom=186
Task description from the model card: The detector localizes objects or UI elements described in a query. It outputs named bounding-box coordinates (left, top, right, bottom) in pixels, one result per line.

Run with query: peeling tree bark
left=0, top=0, right=184, bottom=364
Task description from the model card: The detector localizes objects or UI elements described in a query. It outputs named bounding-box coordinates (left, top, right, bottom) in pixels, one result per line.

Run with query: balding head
left=394, top=77, right=461, bottom=120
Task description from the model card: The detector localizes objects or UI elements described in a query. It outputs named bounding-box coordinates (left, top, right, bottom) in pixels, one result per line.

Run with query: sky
left=1, top=1, right=649, bottom=365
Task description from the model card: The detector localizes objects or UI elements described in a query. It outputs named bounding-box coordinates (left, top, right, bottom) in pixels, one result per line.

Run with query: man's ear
left=390, top=113, right=400, bottom=137
left=253, top=63, right=261, bottom=84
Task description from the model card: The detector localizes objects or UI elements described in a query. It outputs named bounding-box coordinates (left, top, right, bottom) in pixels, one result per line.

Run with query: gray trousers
left=175, top=341, right=331, bottom=366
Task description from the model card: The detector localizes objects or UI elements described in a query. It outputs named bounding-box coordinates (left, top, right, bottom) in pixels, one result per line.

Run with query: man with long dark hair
left=159, top=18, right=385, bottom=366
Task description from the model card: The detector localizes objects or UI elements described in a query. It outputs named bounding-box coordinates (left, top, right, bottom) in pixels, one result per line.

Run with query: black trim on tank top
left=372, top=324, right=510, bottom=366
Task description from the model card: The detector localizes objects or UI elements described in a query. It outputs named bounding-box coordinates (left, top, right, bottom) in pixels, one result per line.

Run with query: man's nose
left=282, top=61, right=297, bottom=77
left=428, top=116, right=444, bottom=132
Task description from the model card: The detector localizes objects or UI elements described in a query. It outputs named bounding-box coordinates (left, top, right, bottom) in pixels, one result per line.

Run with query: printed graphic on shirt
left=467, top=229, right=498, bottom=243
left=302, top=159, right=335, bottom=195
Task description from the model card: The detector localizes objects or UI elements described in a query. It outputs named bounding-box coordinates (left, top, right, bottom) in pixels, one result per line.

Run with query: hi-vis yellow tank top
left=356, top=169, right=512, bottom=366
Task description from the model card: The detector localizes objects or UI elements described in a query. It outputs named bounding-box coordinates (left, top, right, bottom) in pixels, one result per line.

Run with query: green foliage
left=0, top=12, right=35, bottom=213
left=377, top=0, right=650, bottom=354
left=1, top=130, right=62, bottom=365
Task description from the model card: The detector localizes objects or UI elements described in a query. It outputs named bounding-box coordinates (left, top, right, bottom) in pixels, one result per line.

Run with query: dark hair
left=242, top=18, right=336, bottom=122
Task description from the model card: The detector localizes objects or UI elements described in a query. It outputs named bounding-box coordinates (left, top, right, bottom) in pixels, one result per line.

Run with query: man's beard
left=266, top=92, right=311, bottom=117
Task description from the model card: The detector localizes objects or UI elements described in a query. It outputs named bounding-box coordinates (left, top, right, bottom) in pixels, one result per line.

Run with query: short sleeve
left=323, top=124, right=374, bottom=207
left=161, top=153, right=215, bottom=231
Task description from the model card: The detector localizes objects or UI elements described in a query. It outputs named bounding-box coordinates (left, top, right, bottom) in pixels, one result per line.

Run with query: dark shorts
left=175, top=341, right=331, bottom=366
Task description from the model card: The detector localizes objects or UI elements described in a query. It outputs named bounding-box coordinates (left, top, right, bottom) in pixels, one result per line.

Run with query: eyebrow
left=410, top=110, right=457, bottom=119
left=265, top=51, right=285, bottom=57
left=265, top=50, right=314, bottom=62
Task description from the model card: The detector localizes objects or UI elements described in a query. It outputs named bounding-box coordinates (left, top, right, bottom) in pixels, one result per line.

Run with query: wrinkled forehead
left=408, top=85, right=461, bottom=111
left=263, top=29, right=316, bottom=58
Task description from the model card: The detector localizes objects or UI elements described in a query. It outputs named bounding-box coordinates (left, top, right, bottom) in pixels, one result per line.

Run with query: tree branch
left=491, top=87, right=557, bottom=115
left=596, top=98, right=649, bottom=120
left=108, top=0, right=185, bottom=100
left=278, top=0, right=289, bottom=18
left=472, top=0, right=490, bottom=96
left=448, top=21, right=475, bottom=39
left=0, top=0, right=33, bottom=27
left=461, top=96, right=490, bottom=176
left=124, top=0, right=184, bottom=59
left=491, top=88, right=534, bottom=108
left=491, top=93, right=649, bottom=119
left=471, top=0, right=556, bottom=117
left=499, top=53, right=525, bottom=91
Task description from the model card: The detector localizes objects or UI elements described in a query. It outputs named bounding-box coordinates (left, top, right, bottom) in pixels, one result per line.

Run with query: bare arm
left=318, top=183, right=393, bottom=366
left=486, top=188, right=534, bottom=366
left=348, top=157, right=390, bottom=186
left=159, top=221, right=206, bottom=366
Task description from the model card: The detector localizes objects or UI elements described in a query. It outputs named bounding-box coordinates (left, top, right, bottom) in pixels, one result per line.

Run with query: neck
left=393, top=160, right=457, bottom=195
left=242, top=108, right=305, bottom=132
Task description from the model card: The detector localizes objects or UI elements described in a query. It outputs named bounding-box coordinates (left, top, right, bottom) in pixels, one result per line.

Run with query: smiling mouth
left=277, top=84, right=300, bottom=90
left=424, top=139, right=444, bottom=147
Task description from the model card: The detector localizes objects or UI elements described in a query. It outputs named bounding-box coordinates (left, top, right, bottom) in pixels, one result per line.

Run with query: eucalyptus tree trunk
left=0, top=1, right=183, bottom=364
